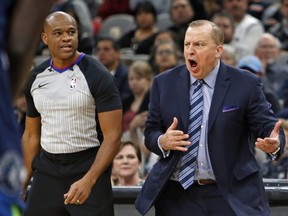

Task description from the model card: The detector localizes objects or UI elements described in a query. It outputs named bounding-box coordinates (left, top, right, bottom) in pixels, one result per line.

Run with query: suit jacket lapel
left=176, top=66, right=190, bottom=132
left=208, top=62, right=231, bottom=132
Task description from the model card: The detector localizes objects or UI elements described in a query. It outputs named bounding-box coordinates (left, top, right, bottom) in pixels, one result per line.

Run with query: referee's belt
left=42, top=147, right=99, bottom=164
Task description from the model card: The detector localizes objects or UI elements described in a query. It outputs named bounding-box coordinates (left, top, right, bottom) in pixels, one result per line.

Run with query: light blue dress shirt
left=158, top=61, right=220, bottom=181
left=193, top=61, right=220, bottom=180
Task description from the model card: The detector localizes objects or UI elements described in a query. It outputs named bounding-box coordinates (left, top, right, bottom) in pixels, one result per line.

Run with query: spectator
left=168, top=0, right=195, bottom=50
left=203, top=0, right=223, bottom=19
left=112, top=141, right=145, bottom=186
left=128, top=112, right=159, bottom=178
left=123, top=60, right=158, bottom=177
left=223, top=0, right=264, bottom=59
left=122, top=60, right=152, bottom=136
left=254, top=33, right=288, bottom=100
left=221, top=44, right=237, bottom=66
left=237, top=55, right=282, bottom=114
left=150, top=40, right=183, bottom=75
left=211, top=12, right=235, bottom=44
left=153, top=30, right=177, bottom=46
left=237, top=55, right=264, bottom=76
left=95, top=36, right=132, bottom=102
left=122, top=60, right=152, bottom=176
left=188, top=0, right=208, bottom=20
left=130, top=0, right=171, bottom=15
left=118, top=1, right=159, bottom=54
left=211, top=12, right=244, bottom=62
left=261, top=2, right=282, bottom=31
left=247, top=0, right=271, bottom=20
left=269, top=0, right=288, bottom=52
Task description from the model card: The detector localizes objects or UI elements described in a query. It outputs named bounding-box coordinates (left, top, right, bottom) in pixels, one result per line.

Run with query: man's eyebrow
left=51, top=27, right=61, bottom=32
left=51, top=26, right=76, bottom=32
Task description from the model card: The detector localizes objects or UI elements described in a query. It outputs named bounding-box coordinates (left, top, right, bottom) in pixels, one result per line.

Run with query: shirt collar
left=190, top=60, right=220, bottom=89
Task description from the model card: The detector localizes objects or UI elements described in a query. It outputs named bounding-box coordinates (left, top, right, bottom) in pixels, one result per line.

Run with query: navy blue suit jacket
left=135, top=62, right=285, bottom=215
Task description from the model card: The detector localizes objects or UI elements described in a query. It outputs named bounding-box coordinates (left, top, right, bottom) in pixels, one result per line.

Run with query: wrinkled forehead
left=186, top=24, right=212, bottom=37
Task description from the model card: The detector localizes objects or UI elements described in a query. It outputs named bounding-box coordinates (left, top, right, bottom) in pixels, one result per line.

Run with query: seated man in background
left=95, top=36, right=132, bottom=102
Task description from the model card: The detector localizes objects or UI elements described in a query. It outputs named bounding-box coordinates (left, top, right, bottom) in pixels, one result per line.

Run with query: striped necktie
left=179, top=79, right=204, bottom=189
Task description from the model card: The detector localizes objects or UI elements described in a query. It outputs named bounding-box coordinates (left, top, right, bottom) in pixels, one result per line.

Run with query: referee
left=22, top=11, right=122, bottom=216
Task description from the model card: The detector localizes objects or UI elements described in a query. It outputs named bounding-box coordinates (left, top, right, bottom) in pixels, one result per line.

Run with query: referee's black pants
left=24, top=147, right=114, bottom=216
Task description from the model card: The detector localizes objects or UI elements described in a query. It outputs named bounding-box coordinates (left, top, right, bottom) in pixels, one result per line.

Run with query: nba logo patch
left=70, top=78, right=77, bottom=90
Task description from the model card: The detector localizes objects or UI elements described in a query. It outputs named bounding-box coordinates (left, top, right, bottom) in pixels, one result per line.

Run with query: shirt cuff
left=269, top=147, right=280, bottom=161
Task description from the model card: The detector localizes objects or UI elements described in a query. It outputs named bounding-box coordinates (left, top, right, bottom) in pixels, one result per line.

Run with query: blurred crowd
left=15, top=0, right=288, bottom=186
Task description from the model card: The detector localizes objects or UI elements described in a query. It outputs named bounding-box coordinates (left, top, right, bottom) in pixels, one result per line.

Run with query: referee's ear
left=41, top=32, right=48, bottom=45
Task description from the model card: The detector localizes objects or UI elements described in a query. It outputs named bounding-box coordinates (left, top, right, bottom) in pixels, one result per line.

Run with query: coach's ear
left=216, top=44, right=223, bottom=58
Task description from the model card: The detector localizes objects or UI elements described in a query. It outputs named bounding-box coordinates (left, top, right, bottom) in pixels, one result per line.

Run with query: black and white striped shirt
left=25, top=53, right=122, bottom=153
